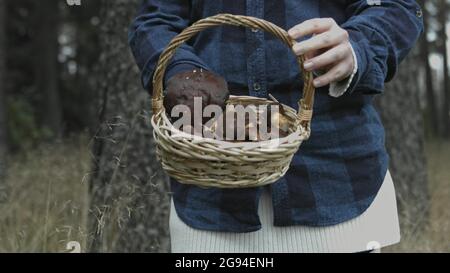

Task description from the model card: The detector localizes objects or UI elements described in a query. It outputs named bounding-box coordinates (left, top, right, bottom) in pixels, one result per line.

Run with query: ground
left=0, top=135, right=449, bottom=252
left=386, top=139, right=450, bottom=252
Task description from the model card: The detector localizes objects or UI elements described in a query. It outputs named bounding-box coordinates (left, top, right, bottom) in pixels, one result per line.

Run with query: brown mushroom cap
left=164, top=69, right=230, bottom=124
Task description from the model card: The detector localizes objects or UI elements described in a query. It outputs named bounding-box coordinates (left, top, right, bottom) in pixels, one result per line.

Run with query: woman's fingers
left=292, top=28, right=349, bottom=55
left=289, top=17, right=354, bottom=88
left=288, top=18, right=335, bottom=39
left=312, top=59, right=354, bottom=88
left=303, top=43, right=352, bottom=71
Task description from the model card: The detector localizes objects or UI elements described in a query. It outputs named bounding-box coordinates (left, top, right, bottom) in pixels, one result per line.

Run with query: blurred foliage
left=7, top=97, right=52, bottom=150
left=4, top=0, right=101, bottom=151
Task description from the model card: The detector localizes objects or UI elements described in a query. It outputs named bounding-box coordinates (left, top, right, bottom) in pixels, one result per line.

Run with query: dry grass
left=385, top=139, right=450, bottom=253
left=419, top=139, right=450, bottom=252
left=0, top=135, right=90, bottom=252
left=0, top=134, right=449, bottom=252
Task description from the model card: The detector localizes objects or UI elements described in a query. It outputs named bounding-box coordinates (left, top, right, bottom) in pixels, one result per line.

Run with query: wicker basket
left=150, top=14, right=315, bottom=188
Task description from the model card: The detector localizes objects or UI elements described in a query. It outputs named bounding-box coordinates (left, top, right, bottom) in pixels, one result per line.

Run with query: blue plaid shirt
left=129, top=0, right=423, bottom=232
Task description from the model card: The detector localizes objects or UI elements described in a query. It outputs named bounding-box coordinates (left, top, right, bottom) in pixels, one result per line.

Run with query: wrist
left=328, top=43, right=358, bottom=97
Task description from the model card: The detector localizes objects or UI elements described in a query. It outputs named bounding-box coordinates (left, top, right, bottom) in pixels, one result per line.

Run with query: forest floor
left=0, top=134, right=449, bottom=253
left=0, top=135, right=91, bottom=252
left=386, top=139, right=450, bottom=253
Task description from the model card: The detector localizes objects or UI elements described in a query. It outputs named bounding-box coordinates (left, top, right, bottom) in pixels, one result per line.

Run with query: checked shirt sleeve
left=340, top=0, right=424, bottom=94
left=128, top=0, right=210, bottom=93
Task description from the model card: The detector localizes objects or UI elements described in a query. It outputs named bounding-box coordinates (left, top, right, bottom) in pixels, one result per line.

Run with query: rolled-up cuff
left=328, top=44, right=359, bottom=98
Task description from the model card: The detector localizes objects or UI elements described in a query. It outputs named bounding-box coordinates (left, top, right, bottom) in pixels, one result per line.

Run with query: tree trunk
left=438, top=0, right=450, bottom=137
left=35, top=0, right=63, bottom=138
left=419, top=0, right=438, bottom=136
left=0, top=0, right=8, bottom=203
left=88, top=0, right=170, bottom=253
left=374, top=47, right=430, bottom=236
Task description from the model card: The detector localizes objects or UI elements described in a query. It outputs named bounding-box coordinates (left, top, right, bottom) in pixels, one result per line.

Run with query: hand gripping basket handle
left=152, top=13, right=316, bottom=127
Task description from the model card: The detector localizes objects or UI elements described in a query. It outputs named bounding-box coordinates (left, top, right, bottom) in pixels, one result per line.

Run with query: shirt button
left=416, top=9, right=423, bottom=18
left=253, top=82, right=261, bottom=91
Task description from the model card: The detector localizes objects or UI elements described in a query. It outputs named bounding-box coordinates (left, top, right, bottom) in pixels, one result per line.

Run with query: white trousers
left=170, top=171, right=400, bottom=253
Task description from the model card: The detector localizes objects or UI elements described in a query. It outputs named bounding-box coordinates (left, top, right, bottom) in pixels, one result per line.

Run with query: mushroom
left=164, top=69, right=230, bottom=126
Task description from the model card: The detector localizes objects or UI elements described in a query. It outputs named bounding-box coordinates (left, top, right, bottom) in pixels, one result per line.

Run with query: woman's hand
left=288, top=18, right=355, bottom=88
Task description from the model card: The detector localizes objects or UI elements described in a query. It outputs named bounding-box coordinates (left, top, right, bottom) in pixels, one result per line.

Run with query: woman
left=128, top=0, right=423, bottom=253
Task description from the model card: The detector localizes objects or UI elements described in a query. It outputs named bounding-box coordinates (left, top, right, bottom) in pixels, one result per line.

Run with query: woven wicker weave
left=150, top=14, right=315, bottom=188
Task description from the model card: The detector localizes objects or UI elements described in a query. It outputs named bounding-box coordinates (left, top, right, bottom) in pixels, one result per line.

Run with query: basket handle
left=152, top=13, right=315, bottom=127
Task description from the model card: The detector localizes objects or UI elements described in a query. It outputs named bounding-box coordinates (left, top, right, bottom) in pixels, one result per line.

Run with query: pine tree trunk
left=374, top=47, right=430, bottom=235
left=0, top=0, right=8, bottom=202
left=34, top=0, right=62, bottom=138
left=88, top=0, right=170, bottom=253
left=419, top=0, right=438, bottom=136
left=438, top=0, right=450, bottom=137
